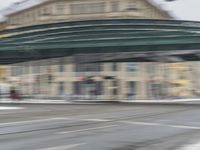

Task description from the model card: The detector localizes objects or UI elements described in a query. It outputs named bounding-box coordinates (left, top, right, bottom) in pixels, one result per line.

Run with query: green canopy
left=1, top=19, right=200, bottom=64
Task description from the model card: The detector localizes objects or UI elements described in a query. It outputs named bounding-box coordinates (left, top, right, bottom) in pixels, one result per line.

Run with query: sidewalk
left=0, top=98, right=200, bottom=105
left=0, top=98, right=116, bottom=105
left=120, top=98, right=200, bottom=105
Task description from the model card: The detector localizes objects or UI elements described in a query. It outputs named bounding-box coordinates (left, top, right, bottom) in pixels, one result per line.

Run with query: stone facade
left=5, top=0, right=174, bottom=100
left=5, top=0, right=171, bottom=28
left=0, top=21, right=6, bottom=31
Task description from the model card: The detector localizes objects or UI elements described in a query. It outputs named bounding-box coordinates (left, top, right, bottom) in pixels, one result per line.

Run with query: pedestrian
left=10, top=87, right=21, bottom=101
left=10, top=87, right=16, bottom=100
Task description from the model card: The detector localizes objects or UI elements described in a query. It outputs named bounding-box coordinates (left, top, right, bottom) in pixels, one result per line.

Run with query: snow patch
left=0, top=106, right=23, bottom=110
left=180, top=143, right=200, bottom=150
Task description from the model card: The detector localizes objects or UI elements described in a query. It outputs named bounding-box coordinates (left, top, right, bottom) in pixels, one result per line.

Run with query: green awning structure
left=1, top=19, right=200, bottom=64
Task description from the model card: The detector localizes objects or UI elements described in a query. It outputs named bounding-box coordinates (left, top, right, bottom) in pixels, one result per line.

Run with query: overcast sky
left=0, top=0, right=21, bottom=10
left=0, top=0, right=199, bottom=21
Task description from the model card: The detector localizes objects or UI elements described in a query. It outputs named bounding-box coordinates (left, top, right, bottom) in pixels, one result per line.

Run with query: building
left=0, top=65, right=10, bottom=95
left=0, top=21, right=6, bottom=31
left=4, top=0, right=171, bottom=28
left=4, top=0, right=173, bottom=100
left=167, top=63, right=191, bottom=97
left=0, top=66, right=7, bottom=81
left=0, top=21, right=9, bottom=88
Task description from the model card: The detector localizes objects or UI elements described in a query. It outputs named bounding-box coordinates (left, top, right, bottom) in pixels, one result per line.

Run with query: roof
left=3, top=0, right=172, bottom=18
left=1, top=19, right=200, bottom=64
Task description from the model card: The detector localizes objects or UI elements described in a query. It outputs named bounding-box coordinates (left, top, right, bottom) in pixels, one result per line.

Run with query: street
left=1, top=103, right=200, bottom=150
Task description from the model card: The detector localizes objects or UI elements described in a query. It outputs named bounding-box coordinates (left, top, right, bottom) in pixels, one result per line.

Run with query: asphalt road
left=1, top=103, right=200, bottom=150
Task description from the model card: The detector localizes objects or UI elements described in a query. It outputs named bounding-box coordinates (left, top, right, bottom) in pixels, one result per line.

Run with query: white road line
left=79, top=118, right=110, bottom=122
left=122, top=121, right=200, bottom=130
left=122, top=121, right=161, bottom=126
left=46, top=117, right=110, bottom=122
left=0, top=117, right=68, bottom=127
left=158, top=119, right=171, bottom=122
left=58, top=125, right=118, bottom=135
left=0, top=117, right=110, bottom=128
left=169, top=125, right=200, bottom=130
left=37, top=143, right=86, bottom=150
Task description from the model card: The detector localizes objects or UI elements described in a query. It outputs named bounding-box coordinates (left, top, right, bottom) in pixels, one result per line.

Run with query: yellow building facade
left=168, top=63, right=191, bottom=98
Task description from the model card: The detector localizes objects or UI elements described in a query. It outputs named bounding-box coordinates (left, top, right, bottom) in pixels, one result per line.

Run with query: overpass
left=1, top=19, right=200, bottom=64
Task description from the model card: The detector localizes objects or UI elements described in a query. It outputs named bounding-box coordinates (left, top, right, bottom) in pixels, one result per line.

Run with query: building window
left=75, top=63, right=102, bottom=72
left=32, top=66, right=40, bottom=74
left=179, top=70, right=187, bottom=80
left=126, top=0, right=138, bottom=11
left=59, top=65, right=65, bottom=72
left=26, top=12, right=31, bottom=23
left=111, top=1, right=120, bottom=12
left=24, top=66, right=29, bottom=74
left=127, top=81, right=136, bottom=97
left=32, top=11, right=37, bottom=21
left=73, top=81, right=103, bottom=95
left=39, top=66, right=46, bottom=74
left=11, top=17, right=18, bottom=25
left=112, top=63, right=118, bottom=71
left=147, top=63, right=156, bottom=77
left=58, top=82, right=65, bottom=95
left=10, top=67, right=15, bottom=76
left=56, top=3, right=66, bottom=14
left=113, top=80, right=118, bottom=87
left=58, top=59, right=65, bottom=72
left=70, top=2, right=106, bottom=15
left=11, top=66, right=21, bottom=76
left=41, top=6, right=51, bottom=16
left=113, top=88, right=118, bottom=95
left=127, top=62, right=138, bottom=72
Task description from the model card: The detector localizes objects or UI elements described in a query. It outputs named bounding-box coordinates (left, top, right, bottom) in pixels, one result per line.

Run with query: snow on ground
left=0, top=106, right=23, bottom=110
left=180, top=143, right=200, bottom=150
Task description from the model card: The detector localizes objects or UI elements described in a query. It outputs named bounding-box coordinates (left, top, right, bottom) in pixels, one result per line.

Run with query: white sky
left=0, top=0, right=199, bottom=21
left=153, top=0, right=200, bottom=21
left=0, top=0, right=22, bottom=10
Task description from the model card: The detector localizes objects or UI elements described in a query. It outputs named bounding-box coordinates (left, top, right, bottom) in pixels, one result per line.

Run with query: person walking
left=10, top=87, right=21, bottom=100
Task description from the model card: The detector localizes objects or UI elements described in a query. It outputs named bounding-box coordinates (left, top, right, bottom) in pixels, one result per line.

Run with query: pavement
left=1, top=104, right=200, bottom=149
left=1, top=98, right=200, bottom=105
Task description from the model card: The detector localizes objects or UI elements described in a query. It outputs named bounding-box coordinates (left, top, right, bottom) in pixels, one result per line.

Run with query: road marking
left=79, top=118, right=110, bottom=122
left=120, top=121, right=200, bottom=130
left=0, top=106, right=23, bottom=110
left=0, top=117, right=67, bottom=127
left=169, top=125, right=200, bottom=130
left=0, top=117, right=110, bottom=128
left=44, top=117, right=110, bottom=122
left=58, top=124, right=118, bottom=134
left=36, top=117, right=110, bottom=122
left=158, top=119, right=171, bottom=122
left=37, top=143, right=85, bottom=150
left=122, top=121, right=200, bottom=130
left=122, top=121, right=160, bottom=126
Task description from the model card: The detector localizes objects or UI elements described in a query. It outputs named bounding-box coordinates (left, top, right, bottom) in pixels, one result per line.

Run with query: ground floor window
left=74, top=81, right=103, bottom=96
left=147, top=82, right=166, bottom=99
left=58, top=82, right=65, bottom=95
left=127, top=81, right=137, bottom=98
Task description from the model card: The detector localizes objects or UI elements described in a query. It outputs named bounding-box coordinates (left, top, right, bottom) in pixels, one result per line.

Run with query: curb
left=0, top=99, right=200, bottom=106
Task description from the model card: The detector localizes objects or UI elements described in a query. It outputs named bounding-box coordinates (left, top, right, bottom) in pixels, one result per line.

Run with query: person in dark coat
left=10, top=87, right=21, bottom=100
